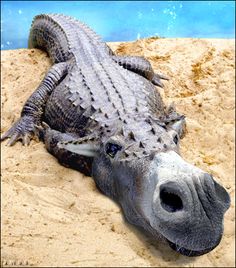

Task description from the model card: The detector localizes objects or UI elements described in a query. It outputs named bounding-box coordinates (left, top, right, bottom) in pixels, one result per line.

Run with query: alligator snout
left=155, top=172, right=230, bottom=216
left=146, top=151, right=230, bottom=256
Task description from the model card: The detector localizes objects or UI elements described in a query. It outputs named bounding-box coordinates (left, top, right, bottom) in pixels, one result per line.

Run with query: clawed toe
left=41, top=122, right=50, bottom=129
left=152, top=73, right=169, bottom=88
left=1, top=120, right=19, bottom=142
left=6, top=131, right=34, bottom=146
left=7, top=132, right=21, bottom=146
left=35, top=121, right=51, bottom=141
left=156, top=73, right=169, bottom=81
left=1, top=131, right=11, bottom=142
left=152, top=76, right=164, bottom=87
left=22, top=135, right=31, bottom=146
left=1, top=116, right=40, bottom=146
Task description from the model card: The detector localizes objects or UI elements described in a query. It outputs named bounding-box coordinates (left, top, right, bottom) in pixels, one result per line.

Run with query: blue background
left=1, top=1, right=235, bottom=50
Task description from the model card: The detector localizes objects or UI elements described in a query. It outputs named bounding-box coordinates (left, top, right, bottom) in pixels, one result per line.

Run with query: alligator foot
left=165, top=104, right=187, bottom=138
left=112, top=55, right=169, bottom=87
left=1, top=116, right=39, bottom=146
left=1, top=62, right=68, bottom=147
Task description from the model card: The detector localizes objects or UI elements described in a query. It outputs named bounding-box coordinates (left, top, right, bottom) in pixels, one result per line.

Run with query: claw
left=152, top=74, right=164, bottom=88
left=1, top=131, right=10, bottom=141
left=41, top=122, right=50, bottom=129
left=23, top=135, right=31, bottom=146
left=35, top=122, right=50, bottom=141
left=1, top=116, right=39, bottom=146
left=34, top=124, right=43, bottom=133
left=7, top=132, right=20, bottom=146
left=156, top=73, right=169, bottom=80
left=33, top=125, right=40, bottom=136
left=1, top=121, right=18, bottom=141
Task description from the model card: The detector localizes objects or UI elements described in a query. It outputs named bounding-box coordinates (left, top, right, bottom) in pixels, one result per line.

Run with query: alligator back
left=28, top=14, right=112, bottom=63
left=29, top=14, right=166, bottom=144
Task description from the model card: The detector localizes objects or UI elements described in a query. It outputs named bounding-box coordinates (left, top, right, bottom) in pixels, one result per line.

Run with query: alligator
left=1, top=14, right=230, bottom=257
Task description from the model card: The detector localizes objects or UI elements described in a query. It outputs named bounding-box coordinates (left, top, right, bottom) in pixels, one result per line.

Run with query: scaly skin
left=2, top=13, right=177, bottom=171
left=1, top=14, right=230, bottom=257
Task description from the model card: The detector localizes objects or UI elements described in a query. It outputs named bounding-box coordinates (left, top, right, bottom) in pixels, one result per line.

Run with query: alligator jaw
left=167, top=237, right=221, bottom=257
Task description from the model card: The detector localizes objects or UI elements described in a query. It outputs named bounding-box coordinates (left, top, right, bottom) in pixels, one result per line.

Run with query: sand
left=1, top=38, right=235, bottom=267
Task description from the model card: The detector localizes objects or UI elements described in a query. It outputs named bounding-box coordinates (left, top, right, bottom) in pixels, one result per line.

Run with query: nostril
left=160, top=188, right=183, bottom=213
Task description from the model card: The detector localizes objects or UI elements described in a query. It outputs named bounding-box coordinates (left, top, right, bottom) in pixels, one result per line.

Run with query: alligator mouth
left=166, top=238, right=220, bottom=257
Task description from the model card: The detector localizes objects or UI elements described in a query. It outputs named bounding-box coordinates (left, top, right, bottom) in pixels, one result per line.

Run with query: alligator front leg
left=1, top=62, right=68, bottom=146
left=39, top=123, right=94, bottom=176
left=112, top=55, right=169, bottom=87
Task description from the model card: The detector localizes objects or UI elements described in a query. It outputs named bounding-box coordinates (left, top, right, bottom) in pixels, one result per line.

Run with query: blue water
left=1, top=1, right=235, bottom=50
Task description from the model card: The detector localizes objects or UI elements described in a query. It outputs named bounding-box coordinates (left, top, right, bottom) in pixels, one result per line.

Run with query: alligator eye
left=105, top=142, right=122, bottom=158
left=173, top=134, right=179, bottom=145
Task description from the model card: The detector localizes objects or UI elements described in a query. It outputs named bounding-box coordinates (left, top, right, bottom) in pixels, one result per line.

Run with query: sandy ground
left=1, top=38, right=235, bottom=267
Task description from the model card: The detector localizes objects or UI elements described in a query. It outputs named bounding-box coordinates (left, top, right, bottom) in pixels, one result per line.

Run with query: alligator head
left=59, top=115, right=230, bottom=257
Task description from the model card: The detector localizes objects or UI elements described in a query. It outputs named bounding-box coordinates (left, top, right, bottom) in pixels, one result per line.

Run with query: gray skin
left=1, top=14, right=230, bottom=257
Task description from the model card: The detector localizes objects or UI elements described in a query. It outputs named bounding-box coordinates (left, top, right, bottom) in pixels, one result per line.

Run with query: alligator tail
left=28, top=14, right=74, bottom=63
